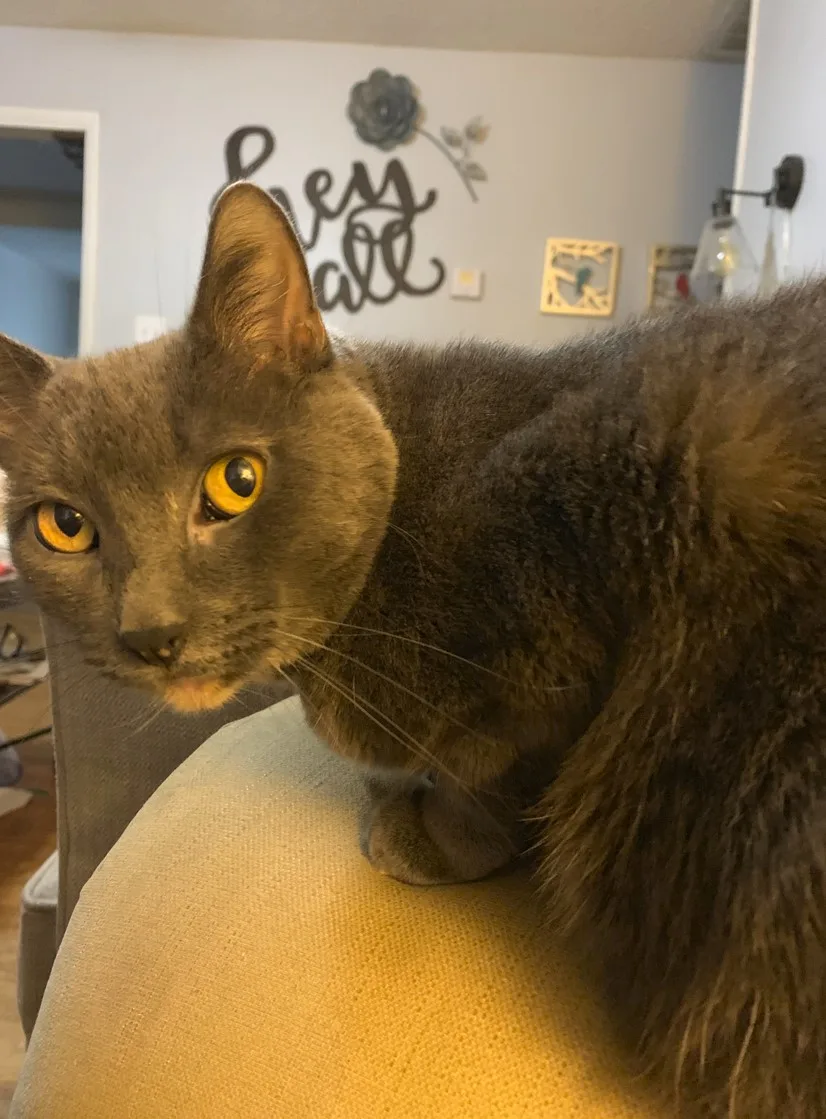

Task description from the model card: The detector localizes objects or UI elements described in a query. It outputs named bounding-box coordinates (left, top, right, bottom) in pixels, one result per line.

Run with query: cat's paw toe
left=363, top=791, right=453, bottom=886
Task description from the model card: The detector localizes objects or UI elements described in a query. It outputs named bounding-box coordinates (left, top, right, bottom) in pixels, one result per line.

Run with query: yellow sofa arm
left=12, top=698, right=660, bottom=1119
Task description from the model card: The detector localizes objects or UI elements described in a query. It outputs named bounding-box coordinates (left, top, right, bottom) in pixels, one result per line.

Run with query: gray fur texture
left=1, top=183, right=825, bottom=1115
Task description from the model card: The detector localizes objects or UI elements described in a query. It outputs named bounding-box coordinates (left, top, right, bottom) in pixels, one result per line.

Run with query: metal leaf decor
left=441, top=126, right=463, bottom=147
left=464, top=117, right=490, bottom=143
left=347, top=70, right=490, bottom=202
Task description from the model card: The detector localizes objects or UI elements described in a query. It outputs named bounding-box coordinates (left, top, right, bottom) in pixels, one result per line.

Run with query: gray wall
left=0, top=27, right=744, bottom=352
left=734, top=0, right=826, bottom=278
left=0, top=239, right=79, bottom=356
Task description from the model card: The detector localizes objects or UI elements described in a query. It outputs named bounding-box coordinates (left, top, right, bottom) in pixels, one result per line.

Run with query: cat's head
left=0, top=184, right=397, bottom=711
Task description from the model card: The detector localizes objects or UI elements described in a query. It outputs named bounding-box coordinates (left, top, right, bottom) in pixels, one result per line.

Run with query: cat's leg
left=362, top=766, right=532, bottom=886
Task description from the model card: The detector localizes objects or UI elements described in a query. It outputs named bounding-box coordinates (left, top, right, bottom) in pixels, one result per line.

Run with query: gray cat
left=1, top=182, right=825, bottom=1117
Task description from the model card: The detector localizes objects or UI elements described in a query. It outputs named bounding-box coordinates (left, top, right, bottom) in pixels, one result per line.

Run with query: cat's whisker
left=277, top=623, right=583, bottom=827
left=293, top=655, right=467, bottom=790
left=383, top=522, right=427, bottom=578
left=365, top=513, right=448, bottom=573
left=39, top=657, right=166, bottom=734
left=237, top=686, right=274, bottom=703
left=279, top=612, right=576, bottom=693
left=290, top=657, right=511, bottom=838
left=385, top=520, right=437, bottom=560
left=277, top=663, right=329, bottom=734
left=274, top=667, right=327, bottom=737
left=294, top=655, right=425, bottom=757
left=39, top=662, right=105, bottom=719
left=273, top=666, right=508, bottom=835
left=126, top=696, right=168, bottom=739
left=274, top=625, right=504, bottom=752
left=232, top=691, right=271, bottom=718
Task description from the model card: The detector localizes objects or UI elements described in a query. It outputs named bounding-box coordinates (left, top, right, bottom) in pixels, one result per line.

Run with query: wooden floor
left=0, top=608, right=56, bottom=1117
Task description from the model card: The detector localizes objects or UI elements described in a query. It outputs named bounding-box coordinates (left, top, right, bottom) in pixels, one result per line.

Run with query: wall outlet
left=134, top=314, right=168, bottom=343
left=450, top=268, right=484, bottom=300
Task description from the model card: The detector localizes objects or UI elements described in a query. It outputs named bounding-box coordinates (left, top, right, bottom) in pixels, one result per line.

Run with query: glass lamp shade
left=690, top=214, right=759, bottom=301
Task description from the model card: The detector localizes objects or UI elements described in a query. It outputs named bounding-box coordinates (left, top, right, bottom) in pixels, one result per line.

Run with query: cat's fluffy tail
left=539, top=615, right=826, bottom=1118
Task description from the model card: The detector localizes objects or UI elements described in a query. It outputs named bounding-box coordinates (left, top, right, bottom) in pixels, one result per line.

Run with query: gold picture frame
left=539, top=238, right=621, bottom=318
left=647, top=244, right=696, bottom=311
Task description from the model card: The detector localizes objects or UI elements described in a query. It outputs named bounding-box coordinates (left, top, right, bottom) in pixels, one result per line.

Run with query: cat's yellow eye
left=34, top=502, right=97, bottom=554
left=201, top=453, right=265, bottom=520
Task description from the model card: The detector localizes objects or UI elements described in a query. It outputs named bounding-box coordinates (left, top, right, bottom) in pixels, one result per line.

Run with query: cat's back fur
left=368, top=279, right=826, bottom=557
left=312, top=280, right=826, bottom=739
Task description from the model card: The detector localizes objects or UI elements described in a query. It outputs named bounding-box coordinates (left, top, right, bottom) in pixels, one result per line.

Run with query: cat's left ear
left=189, top=182, right=330, bottom=372
left=0, top=334, right=51, bottom=461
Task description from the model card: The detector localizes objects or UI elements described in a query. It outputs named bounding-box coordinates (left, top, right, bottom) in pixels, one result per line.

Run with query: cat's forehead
left=51, top=343, right=176, bottom=440
left=29, top=334, right=286, bottom=512
left=32, top=338, right=191, bottom=501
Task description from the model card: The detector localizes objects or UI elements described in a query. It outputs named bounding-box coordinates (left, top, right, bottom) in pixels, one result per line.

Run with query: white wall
left=0, top=27, right=743, bottom=352
left=0, top=239, right=79, bottom=356
left=733, top=0, right=826, bottom=278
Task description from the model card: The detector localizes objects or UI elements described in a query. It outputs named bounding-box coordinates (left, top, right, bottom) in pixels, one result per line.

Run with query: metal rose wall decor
left=211, top=71, right=488, bottom=315
left=347, top=69, right=489, bottom=203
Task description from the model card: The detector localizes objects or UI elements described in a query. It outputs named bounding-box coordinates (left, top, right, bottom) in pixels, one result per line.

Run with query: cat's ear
left=0, top=334, right=51, bottom=458
left=189, top=182, right=330, bottom=372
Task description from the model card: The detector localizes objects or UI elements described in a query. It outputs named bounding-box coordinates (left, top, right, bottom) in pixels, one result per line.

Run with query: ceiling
left=0, top=0, right=747, bottom=60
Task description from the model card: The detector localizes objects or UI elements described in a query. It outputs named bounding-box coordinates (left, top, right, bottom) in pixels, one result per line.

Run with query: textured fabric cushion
left=16, top=853, right=58, bottom=1042
left=12, top=698, right=662, bottom=1118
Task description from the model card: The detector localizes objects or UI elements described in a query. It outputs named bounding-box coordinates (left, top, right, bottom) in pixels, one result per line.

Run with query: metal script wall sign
left=212, top=71, right=488, bottom=314
left=212, top=126, right=444, bottom=313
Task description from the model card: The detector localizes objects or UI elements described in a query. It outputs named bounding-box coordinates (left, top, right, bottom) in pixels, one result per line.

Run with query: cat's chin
left=164, top=677, right=241, bottom=713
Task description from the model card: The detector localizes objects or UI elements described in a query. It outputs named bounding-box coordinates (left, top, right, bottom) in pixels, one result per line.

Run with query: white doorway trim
left=731, top=0, right=761, bottom=203
left=0, top=106, right=99, bottom=356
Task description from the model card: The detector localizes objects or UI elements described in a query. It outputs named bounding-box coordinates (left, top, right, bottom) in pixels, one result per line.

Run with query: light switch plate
left=450, top=268, right=484, bottom=300
left=134, top=314, right=168, bottom=344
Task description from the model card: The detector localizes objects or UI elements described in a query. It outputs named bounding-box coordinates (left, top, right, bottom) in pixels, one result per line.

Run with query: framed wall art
left=647, top=244, right=696, bottom=310
left=539, top=238, right=621, bottom=318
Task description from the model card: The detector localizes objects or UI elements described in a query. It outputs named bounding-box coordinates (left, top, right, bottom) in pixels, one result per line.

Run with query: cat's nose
left=119, top=622, right=184, bottom=667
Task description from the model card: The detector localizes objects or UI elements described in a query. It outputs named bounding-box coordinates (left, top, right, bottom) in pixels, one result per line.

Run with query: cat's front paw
left=361, top=779, right=521, bottom=886
left=362, top=788, right=457, bottom=886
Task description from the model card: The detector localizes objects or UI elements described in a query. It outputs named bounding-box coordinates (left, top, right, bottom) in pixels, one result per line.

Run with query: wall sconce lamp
left=690, top=154, right=805, bottom=300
